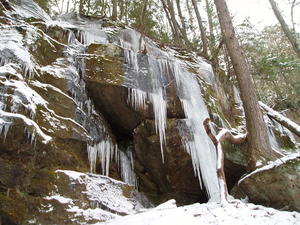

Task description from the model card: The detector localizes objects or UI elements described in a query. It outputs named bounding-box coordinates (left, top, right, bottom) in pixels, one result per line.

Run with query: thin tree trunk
left=259, top=102, right=300, bottom=137
left=205, top=0, right=216, bottom=49
left=290, top=0, right=297, bottom=33
left=79, top=0, right=84, bottom=14
left=66, top=0, right=70, bottom=13
left=139, top=0, right=149, bottom=32
left=54, top=0, right=62, bottom=14
left=214, top=0, right=277, bottom=170
left=268, top=0, right=300, bottom=58
left=160, top=0, right=181, bottom=45
left=86, top=0, right=91, bottom=15
left=119, top=0, right=124, bottom=20
left=165, top=0, right=183, bottom=45
left=191, top=0, right=209, bottom=57
left=186, top=0, right=197, bottom=38
left=175, top=0, right=189, bottom=45
left=111, top=0, right=118, bottom=20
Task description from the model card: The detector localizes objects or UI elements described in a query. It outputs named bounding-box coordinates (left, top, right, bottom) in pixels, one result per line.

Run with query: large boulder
left=236, top=153, right=300, bottom=211
left=0, top=170, right=151, bottom=225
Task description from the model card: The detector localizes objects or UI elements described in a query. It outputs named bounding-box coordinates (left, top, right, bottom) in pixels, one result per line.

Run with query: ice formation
left=1, top=0, right=223, bottom=199
left=120, top=28, right=220, bottom=200
left=87, top=141, right=117, bottom=176
left=119, top=148, right=137, bottom=186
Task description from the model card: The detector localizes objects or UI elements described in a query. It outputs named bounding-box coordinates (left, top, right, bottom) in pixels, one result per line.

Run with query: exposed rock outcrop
left=236, top=154, right=300, bottom=212
left=133, top=119, right=207, bottom=205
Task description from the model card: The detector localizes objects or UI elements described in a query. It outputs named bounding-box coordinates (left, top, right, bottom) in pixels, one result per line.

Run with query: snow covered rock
left=237, top=153, right=300, bottom=211
left=28, top=170, right=151, bottom=225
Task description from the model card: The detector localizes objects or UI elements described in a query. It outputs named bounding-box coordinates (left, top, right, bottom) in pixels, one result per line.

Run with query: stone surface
left=237, top=154, right=300, bottom=211
left=133, top=119, right=208, bottom=205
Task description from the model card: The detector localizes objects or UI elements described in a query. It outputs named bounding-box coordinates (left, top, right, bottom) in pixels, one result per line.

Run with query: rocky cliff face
left=0, top=0, right=299, bottom=224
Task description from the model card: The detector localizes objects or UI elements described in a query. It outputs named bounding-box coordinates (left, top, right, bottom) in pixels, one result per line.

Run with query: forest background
left=34, top=0, right=300, bottom=111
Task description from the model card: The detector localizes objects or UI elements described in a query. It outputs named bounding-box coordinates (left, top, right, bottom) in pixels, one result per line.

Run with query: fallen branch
left=203, top=118, right=247, bottom=203
left=259, top=101, right=300, bottom=137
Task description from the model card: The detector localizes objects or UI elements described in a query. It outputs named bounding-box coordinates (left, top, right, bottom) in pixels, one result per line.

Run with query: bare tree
left=191, top=0, right=209, bottom=57
left=175, top=0, right=189, bottom=45
left=213, top=0, right=278, bottom=169
left=160, top=0, right=182, bottom=45
left=290, top=0, right=297, bottom=33
left=112, top=0, right=118, bottom=20
left=268, top=0, right=300, bottom=58
left=79, top=0, right=84, bottom=14
left=138, top=0, right=149, bottom=32
left=186, top=0, right=197, bottom=38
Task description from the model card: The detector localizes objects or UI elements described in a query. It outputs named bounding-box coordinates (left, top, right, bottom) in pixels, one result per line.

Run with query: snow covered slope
left=103, top=199, right=300, bottom=225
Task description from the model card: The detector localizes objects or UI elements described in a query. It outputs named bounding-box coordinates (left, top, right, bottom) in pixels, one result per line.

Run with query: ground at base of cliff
left=102, top=199, right=300, bottom=225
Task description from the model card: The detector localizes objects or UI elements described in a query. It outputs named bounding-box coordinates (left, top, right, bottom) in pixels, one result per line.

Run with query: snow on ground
left=41, top=170, right=300, bottom=225
left=102, top=199, right=300, bottom=225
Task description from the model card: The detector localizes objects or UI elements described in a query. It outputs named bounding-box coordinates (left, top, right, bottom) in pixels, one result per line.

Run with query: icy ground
left=102, top=199, right=300, bottom=225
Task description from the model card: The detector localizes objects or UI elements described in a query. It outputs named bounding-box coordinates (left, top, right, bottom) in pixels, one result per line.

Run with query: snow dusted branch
left=259, top=101, right=300, bottom=137
left=203, top=118, right=247, bottom=203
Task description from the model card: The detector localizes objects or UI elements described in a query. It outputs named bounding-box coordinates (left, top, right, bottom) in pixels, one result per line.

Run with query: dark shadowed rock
left=133, top=119, right=208, bottom=205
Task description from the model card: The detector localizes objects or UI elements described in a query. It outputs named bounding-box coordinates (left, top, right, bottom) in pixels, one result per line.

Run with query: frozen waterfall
left=120, top=28, right=220, bottom=200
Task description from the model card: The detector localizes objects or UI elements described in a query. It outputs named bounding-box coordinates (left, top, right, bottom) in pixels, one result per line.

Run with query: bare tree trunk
left=54, top=0, right=62, bottom=14
left=205, top=0, right=216, bottom=48
left=191, top=0, right=209, bottom=57
left=186, top=0, right=197, bottom=38
left=79, top=0, right=84, bottom=14
left=111, top=0, right=118, bottom=20
left=175, top=0, right=189, bottom=45
left=203, top=118, right=247, bottom=202
left=166, top=0, right=183, bottom=45
left=139, top=0, right=149, bottom=32
left=66, top=0, right=70, bottom=13
left=160, top=0, right=182, bottom=45
left=86, top=0, right=91, bottom=15
left=214, top=0, right=277, bottom=170
left=119, top=0, right=124, bottom=20
left=290, top=0, right=297, bottom=33
left=268, top=0, right=300, bottom=58
left=259, top=102, right=300, bottom=137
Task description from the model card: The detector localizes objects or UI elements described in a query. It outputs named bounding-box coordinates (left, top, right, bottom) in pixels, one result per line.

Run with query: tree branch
left=259, top=101, right=300, bottom=137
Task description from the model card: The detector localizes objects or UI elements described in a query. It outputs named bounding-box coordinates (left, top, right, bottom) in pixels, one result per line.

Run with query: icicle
left=87, top=144, right=98, bottom=172
left=118, top=148, right=137, bottom=186
left=2, top=123, right=10, bottom=142
left=128, top=88, right=147, bottom=110
left=149, top=91, right=167, bottom=162
left=87, top=140, right=116, bottom=176
left=0, top=119, right=11, bottom=142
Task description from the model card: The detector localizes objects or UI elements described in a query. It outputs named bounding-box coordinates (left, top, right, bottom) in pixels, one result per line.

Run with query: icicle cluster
left=120, top=28, right=220, bottom=200
left=87, top=141, right=118, bottom=176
